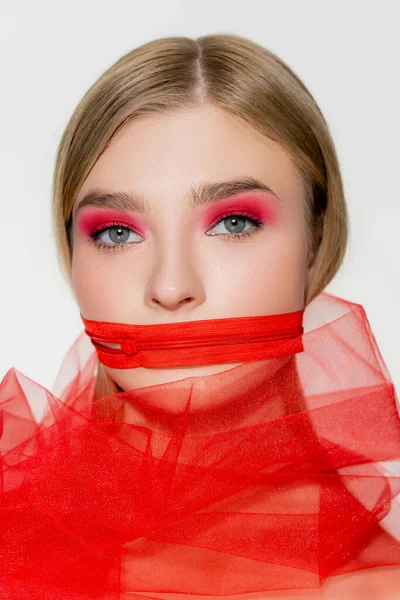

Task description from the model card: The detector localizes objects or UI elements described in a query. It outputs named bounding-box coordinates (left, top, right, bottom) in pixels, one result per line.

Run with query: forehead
left=74, top=105, right=304, bottom=210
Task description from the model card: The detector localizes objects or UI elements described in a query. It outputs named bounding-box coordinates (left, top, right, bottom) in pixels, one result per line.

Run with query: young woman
left=1, top=34, right=399, bottom=599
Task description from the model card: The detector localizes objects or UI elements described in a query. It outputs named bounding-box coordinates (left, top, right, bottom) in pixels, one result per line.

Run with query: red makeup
left=198, top=193, right=279, bottom=230
left=77, top=209, right=147, bottom=238
left=76, top=193, right=279, bottom=239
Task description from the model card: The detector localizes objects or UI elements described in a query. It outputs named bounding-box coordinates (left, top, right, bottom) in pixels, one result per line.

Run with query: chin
left=106, top=362, right=244, bottom=391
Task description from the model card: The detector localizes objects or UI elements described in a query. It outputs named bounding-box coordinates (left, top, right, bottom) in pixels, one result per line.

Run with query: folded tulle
left=1, top=291, right=400, bottom=599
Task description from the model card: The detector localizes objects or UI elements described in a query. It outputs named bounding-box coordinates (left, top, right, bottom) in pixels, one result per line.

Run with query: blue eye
left=206, top=212, right=263, bottom=240
left=88, top=222, right=143, bottom=252
left=88, top=212, right=264, bottom=253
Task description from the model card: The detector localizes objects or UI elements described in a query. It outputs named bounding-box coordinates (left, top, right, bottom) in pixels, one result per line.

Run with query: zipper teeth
left=93, top=327, right=302, bottom=351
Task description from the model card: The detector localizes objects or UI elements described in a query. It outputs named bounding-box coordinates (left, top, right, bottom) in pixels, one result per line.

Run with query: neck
left=92, top=354, right=306, bottom=437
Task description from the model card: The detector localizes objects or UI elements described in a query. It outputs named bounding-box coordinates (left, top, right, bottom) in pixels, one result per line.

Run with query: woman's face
left=71, top=105, right=308, bottom=391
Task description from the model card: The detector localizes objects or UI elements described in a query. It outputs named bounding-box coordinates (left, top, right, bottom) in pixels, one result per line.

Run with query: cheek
left=261, top=254, right=307, bottom=312
left=71, top=247, right=97, bottom=315
left=212, top=234, right=307, bottom=315
left=71, top=245, right=122, bottom=320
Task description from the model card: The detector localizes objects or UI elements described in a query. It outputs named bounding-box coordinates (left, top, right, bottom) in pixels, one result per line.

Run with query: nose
left=145, top=238, right=206, bottom=314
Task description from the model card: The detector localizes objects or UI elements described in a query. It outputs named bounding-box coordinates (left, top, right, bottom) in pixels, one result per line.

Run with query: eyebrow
left=72, top=177, right=279, bottom=219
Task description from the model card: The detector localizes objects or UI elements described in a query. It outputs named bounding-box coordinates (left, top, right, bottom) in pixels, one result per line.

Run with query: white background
left=0, top=0, right=399, bottom=393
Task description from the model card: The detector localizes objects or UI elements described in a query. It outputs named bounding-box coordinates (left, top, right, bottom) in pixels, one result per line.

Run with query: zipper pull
left=121, top=338, right=138, bottom=355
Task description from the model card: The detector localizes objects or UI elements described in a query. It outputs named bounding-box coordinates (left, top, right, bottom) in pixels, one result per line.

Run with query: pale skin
left=70, top=105, right=400, bottom=598
left=71, top=104, right=309, bottom=393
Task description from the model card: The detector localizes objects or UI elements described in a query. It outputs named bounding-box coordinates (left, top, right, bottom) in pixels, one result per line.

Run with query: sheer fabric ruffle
left=1, top=292, right=400, bottom=599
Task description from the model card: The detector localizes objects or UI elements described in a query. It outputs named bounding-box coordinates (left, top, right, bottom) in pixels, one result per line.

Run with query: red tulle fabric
left=1, top=291, right=400, bottom=599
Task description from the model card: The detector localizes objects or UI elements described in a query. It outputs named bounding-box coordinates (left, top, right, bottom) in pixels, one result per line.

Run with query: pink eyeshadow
left=198, top=193, right=280, bottom=230
left=77, top=209, right=147, bottom=237
left=76, top=193, right=279, bottom=238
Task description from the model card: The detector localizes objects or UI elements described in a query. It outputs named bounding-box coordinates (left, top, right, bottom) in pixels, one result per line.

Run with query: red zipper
left=92, top=326, right=303, bottom=354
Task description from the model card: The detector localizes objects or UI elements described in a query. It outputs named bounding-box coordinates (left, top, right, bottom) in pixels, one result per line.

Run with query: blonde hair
left=51, top=34, right=349, bottom=399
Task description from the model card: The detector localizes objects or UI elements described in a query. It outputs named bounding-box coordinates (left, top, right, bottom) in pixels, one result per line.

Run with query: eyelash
left=87, top=210, right=265, bottom=253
